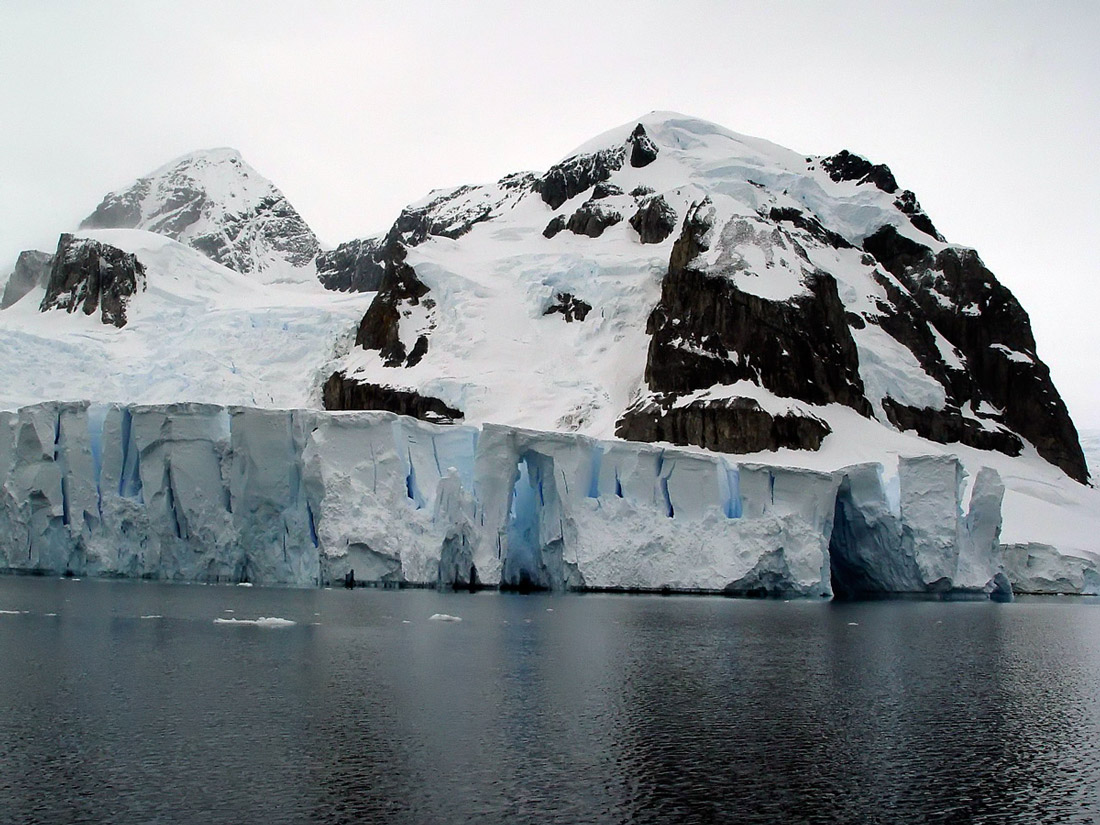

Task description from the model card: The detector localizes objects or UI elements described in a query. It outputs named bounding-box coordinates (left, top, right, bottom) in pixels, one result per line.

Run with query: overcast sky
left=2, top=1, right=1097, bottom=426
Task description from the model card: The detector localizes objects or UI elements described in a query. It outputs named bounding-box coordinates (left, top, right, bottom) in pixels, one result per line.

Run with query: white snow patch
left=990, top=343, right=1033, bottom=364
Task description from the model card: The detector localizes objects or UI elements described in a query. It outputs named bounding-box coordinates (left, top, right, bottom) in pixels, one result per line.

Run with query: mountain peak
left=80, top=148, right=318, bottom=279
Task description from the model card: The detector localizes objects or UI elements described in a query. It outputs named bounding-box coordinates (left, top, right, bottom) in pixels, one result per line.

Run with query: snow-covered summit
left=81, top=148, right=319, bottom=281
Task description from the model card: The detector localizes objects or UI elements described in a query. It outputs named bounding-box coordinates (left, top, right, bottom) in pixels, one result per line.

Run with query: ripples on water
left=0, top=578, right=1097, bottom=824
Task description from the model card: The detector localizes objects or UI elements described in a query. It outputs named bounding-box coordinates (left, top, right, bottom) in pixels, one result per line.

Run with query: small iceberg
left=428, top=613, right=462, bottom=623
left=214, top=616, right=296, bottom=627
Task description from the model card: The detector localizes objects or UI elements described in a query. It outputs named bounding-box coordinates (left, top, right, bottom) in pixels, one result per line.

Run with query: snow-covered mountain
left=0, top=112, right=1096, bottom=595
left=323, top=113, right=1086, bottom=486
left=80, top=148, right=319, bottom=281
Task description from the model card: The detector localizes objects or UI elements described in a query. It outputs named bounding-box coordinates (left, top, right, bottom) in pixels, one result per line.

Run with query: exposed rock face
left=617, top=395, right=831, bottom=453
left=893, top=189, right=942, bottom=241
left=315, top=238, right=385, bottom=292
left=623, top=198, right=870, bottom=454
left=630, top=195, right=678, bottom=244
left=40, top=234, right=145, bottom=327
left=645, top=202, right=870, bottom=410
left=352, top=244, right=432, bottom=368
left=628, top=123, right=659, bottom=168
left=863, top=225, right=1088, bottom=483
left=544, top=292, right=592, bottom=322
left=80, top=148, right=319, bottom=276
left=566, top=201, right=623, bottom=238
left=591, top=182, right=624, bottom=199
left=820, top=149, right=899, bottom=193
left=543, top=215, right=567, bottom=239
left=881, top=398, right=1022, bottom=455
left=767, top=206, right=852, bottom=250
left=535, top=146, right=626, bottom=209
left=1, top=250, right=53, bottom=309
left=322, top=374, right=462, bottom=423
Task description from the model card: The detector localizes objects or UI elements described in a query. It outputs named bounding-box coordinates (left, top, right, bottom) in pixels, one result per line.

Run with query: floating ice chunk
left=428, top=613, right=462, bottom=622
left=213, top=616, right=295, bottom=627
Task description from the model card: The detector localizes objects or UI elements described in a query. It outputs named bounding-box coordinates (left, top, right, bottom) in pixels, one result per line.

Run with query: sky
left=2, top=0, right=1097, bottom=426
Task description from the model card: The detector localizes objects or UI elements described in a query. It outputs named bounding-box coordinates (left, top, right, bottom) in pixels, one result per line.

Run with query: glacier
left=1, top=401, right=1070, bottom=599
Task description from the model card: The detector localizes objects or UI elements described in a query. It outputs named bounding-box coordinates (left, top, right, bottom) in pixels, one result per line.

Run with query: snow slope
left=0, top=229, right=372, bottom=410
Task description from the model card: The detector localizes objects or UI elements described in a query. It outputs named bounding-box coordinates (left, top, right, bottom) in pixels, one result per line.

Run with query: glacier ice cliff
left=1, top=401, right=1075, bottom=599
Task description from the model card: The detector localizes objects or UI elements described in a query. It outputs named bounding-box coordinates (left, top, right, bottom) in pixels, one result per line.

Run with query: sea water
left=0, top=578, right=1097, bottom=824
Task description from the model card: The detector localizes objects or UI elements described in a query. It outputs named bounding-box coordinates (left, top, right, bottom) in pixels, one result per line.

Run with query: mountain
left=80, top=148, right=319, bottom=281
left=322, top=113, right=1087, bottom=485
left=0, top=113, right=1096, bottom=594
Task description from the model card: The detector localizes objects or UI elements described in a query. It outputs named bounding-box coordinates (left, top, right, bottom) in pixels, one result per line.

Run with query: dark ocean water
left=0, top=577, right=1097, bottom=825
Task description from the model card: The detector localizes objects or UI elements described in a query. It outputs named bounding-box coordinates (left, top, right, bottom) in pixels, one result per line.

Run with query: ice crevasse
left=0, top=401, right=1087, bottom=598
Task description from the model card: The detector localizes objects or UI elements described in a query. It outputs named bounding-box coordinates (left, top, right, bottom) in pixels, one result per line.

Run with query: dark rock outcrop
left=315, top=238, right=385, bottom=292
left=863, top=224, right=1088, bottom=482
left=544, top=292, right=591, bottom=322
left=644, top=203, right=871, bottom=416
left=616, top=395, right=831, bottom=454
left=40, top=234, right=146, bottom=328
left=591, top=182, right=624, bottom=200
left=881, top=398, right=1023, bottom=456
left=322, top=374, right=462, bottom=423
left=566, top=201, right=623, bottom=238
left=767, top=206, right=853, bottom=250
left=628, top=124, right=659, bottom=168
left=543, top=216, right=567, bottom=239
left=821, top=150, right=899, bottom=193
left=353, top=244, right=432, bottom=368
left=893, top=189, right=943, bottom=241
left=1, top=250, right=53, bottom=309
left=630, top=195, right=678, bottom=244
left=535, top=146, right=626, bottom=210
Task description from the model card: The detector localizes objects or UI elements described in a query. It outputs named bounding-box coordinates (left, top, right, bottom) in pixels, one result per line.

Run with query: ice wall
left=828, top=457, right=1011, bottom=598
left=0, top=402, right=1020, bottom=596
